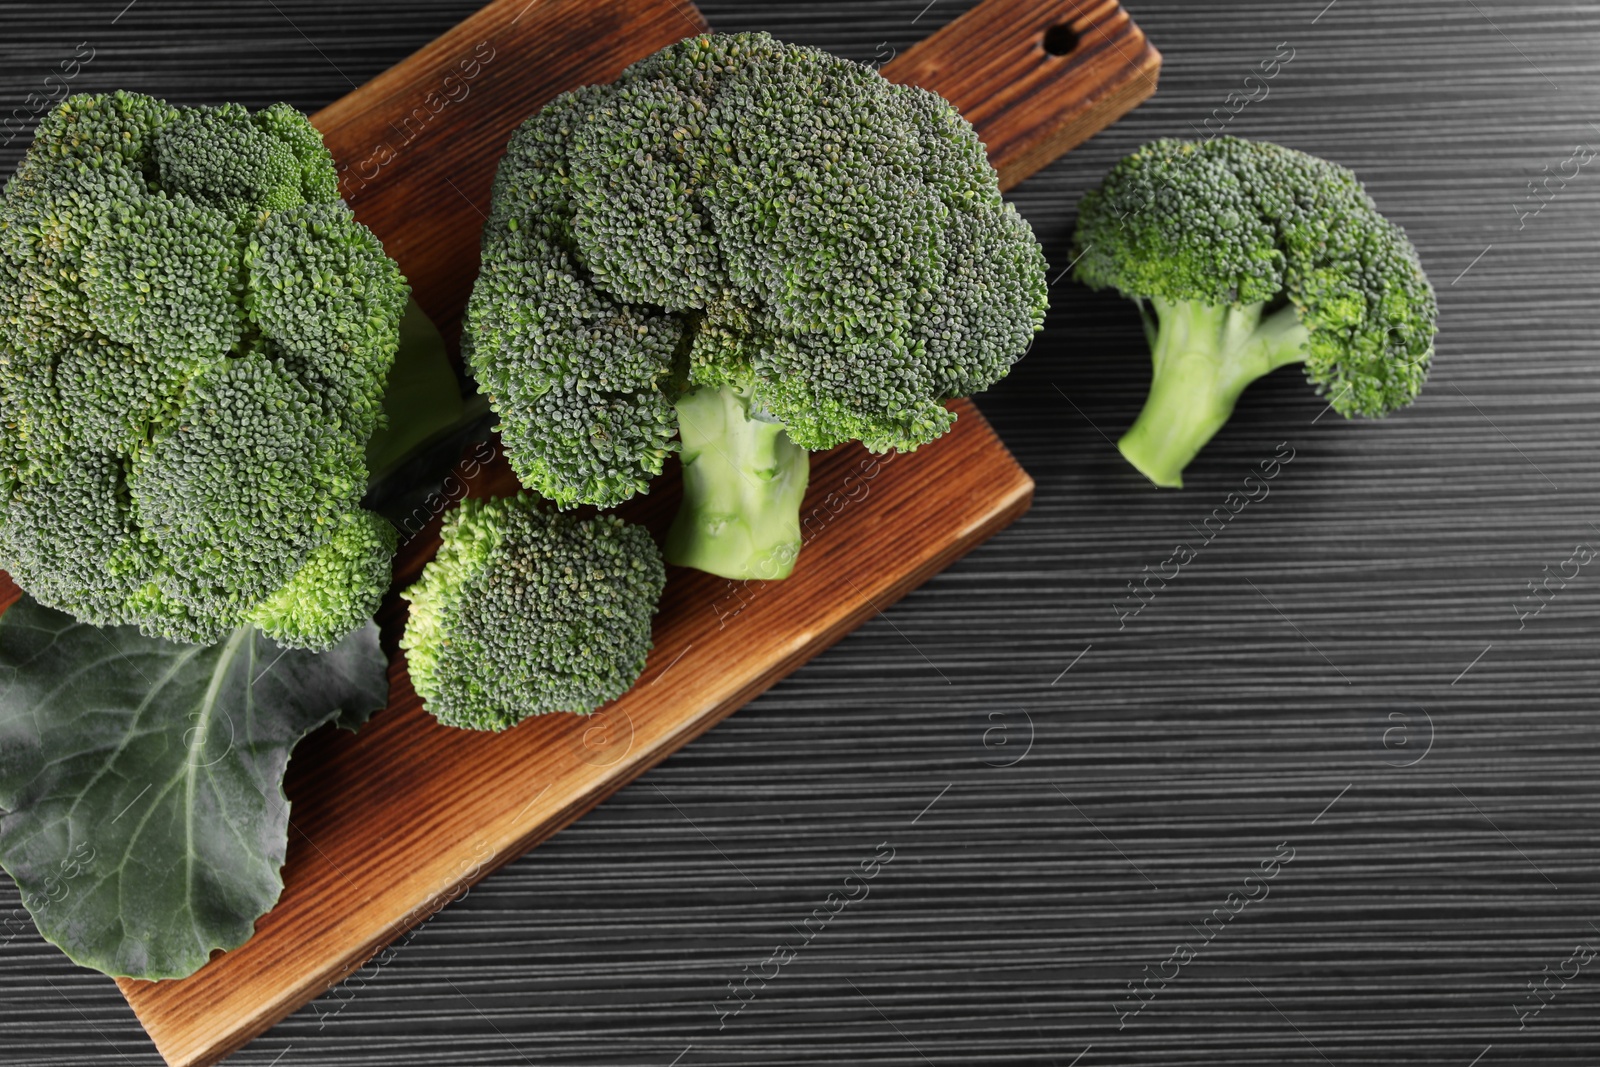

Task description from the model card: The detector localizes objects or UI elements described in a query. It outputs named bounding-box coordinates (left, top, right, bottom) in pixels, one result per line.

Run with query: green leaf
left=365, top=296, right=466, bottom=482
left=0, top=597, right=389, bottom=980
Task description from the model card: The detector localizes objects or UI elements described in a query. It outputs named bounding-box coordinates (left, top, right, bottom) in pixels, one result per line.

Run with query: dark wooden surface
left=2, top=1, right=1598, bottom=1064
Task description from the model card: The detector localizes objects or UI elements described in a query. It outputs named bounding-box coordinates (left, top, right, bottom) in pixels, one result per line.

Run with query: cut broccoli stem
left=1118, top=297, right=1311, bottom=488
left=666, top=382, right=810, bottom=580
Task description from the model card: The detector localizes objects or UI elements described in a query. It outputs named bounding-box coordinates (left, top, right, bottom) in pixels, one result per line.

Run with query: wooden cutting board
left=103, top=0, right=1160, bottom=1063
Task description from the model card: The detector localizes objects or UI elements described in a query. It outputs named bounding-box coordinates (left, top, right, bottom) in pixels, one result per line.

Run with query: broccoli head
left=0, top=92, right=408, bottom=647
left=399, top=493, right=666, bottom=731
left=465, top=33, right=1048, bottom=580
left=1072, top=137, right=1437, bottom=488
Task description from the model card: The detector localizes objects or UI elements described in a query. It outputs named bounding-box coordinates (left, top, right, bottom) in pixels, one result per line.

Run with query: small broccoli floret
left=248, top=509, right=398, bottom=651
left=465, top=33, right=1048, bottom=580
left=156, top=102, right=325, bottom=222
left=1073, top=137, right=1437, bottom=488
left=400, top=493, right=665, bottom=731
left=245, top=200, right=408, bottom=437
left=0, top=454, right=147, bottom=627
left=0, top=91, right=408, bottom=647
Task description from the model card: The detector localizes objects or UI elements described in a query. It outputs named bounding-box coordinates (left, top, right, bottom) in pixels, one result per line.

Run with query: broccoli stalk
left=667, top=382, right=810, bottom=579
left=1119, top=298, right=1310, bottom=488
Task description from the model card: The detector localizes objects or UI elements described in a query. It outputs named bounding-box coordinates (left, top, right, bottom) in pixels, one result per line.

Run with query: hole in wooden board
left=1042, top=23, right=1080, bottom=56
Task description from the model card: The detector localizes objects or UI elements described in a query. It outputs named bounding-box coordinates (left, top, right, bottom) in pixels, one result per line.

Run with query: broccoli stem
left=1118, top=297, right=1310, bottom=489
left=666, top=383, right=810, bottom=580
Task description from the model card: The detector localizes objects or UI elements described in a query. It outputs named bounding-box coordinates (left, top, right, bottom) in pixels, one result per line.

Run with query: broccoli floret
left=0, top=91, right=408, bottom=646
left=1072, top=137, right=1438, bottom=488
left=465, top=33, right=1047, bottom=580
left=156, top=102, right=310, bottom=222
left=399, top=493, right=665, bottom=732
left=247, top=509, right=398, bottom=651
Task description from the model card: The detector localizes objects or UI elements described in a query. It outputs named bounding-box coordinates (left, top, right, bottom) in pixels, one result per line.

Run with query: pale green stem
left=1118, top=297, right=1309, bottom=489
left=666, top=383, right=811, bottom=580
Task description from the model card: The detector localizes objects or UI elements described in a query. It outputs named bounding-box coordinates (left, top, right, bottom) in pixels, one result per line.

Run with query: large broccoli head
left=465, top=33, right=1047, bottom=578
left=399, top=493, right=666, bottom=732
left=1072, top=137, right=1437, bottom=487
left=0, top=92, right=407, bottom=647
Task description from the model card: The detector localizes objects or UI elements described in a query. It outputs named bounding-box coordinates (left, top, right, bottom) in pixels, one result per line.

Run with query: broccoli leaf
left=0, top=596, right=388, bottom=980
left=364, top=297, right=466, bottom=482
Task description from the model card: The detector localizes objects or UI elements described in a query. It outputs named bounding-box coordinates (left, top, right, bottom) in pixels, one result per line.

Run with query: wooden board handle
left=882, top=0, right=1161, bottom=190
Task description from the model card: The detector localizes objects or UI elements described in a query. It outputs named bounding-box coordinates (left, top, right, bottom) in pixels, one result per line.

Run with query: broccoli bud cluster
left=465, top=33, right=1049, bottom=511
left=400, top=493, right=666, bottom=731
left=1071, top=137, right=1438, bottom=488
left=1073, top=137, right=1437, bottom=420
left=0, top=92, right=407, bottom=648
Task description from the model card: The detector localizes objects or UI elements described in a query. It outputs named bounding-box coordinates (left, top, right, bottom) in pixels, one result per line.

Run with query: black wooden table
left=2, top=1, right=1598, bottom=1064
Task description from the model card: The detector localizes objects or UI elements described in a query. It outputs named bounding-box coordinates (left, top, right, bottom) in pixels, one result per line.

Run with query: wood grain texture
left=11, top=0, right=1155, bottom=1061
left=115, top=399, right=1031, bottom=1067
left=882, top=0, right=1160, bottom=191
left=4, top=2, right=1600, bottom=1066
